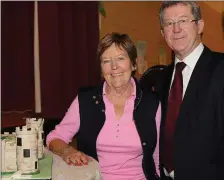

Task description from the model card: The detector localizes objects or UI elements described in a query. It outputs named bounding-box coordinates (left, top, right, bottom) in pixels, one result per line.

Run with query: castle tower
left=26, top=118, right=44, bottom=159
left=1, top=132, right=17, bottom=173
left=37, top=130, right=45, bottom=159
left=16, top=126, right=39, bottom=174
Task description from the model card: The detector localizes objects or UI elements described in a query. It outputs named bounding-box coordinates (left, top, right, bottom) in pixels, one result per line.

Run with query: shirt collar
left=102, top=77, right=136, bottom=97
left=175, top=43, right=204, bottom=69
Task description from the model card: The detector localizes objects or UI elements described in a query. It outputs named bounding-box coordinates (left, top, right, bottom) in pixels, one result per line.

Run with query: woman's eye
left=118, top=57, right=124, bottom=60
left=103, top=60, right=110, bottom=64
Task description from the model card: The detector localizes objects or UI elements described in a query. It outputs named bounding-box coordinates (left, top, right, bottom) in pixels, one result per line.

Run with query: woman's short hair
left=97, top=32, right=137, bottom=68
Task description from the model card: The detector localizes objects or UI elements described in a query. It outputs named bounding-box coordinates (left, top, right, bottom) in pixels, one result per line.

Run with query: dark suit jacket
left=159, top=46, right=224, bottom=180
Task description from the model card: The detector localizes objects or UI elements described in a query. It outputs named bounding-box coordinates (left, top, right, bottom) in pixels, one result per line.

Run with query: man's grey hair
left=159, top=1, right=202, bottom=30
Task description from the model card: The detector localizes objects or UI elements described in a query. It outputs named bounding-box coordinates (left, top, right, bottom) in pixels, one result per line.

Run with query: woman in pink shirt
left=47, top=32, right=161, bottom=180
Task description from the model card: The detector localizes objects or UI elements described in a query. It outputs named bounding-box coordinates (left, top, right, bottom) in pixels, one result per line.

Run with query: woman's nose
left=111, top=60, right=117, bottom=69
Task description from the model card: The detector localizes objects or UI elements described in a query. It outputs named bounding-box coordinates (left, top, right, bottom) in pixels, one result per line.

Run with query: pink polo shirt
left=47, top=79, right=161, bottom=180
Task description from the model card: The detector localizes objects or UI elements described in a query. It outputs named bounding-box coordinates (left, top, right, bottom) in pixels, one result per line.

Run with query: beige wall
left=100, top=1, right=224, bottom=76
left=100, top=2, right=171, bottom=78
left=199, top=2, right=224, bottom=52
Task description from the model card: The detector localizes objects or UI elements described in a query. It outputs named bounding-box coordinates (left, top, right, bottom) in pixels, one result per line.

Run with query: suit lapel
left=159, top=47, right=213, bottom=150
left=175, top=46, right=213, bottom=133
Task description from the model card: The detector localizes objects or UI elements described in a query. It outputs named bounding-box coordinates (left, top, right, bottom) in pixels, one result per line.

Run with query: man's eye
left=164, top=22, right=173, bottom=26
left=179, top=19, right=187, bottom=24
left=118, top=57, right=124, bottom=60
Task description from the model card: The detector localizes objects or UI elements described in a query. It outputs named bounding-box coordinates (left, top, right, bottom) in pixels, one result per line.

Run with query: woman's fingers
left=87, top=156, right=93, bottom=162
left=76, top=151, right=88, bottom=164
left=68, top=151, right=90, bottom=166
left=80, top=154, right=88, bottom=165
left=61, top=148, right=94, bottom=166
left=63, top=154, right=72, bottom=165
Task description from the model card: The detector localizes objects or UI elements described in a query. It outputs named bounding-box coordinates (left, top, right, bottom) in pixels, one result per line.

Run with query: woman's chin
left=112, top=84, right=124, bottom=90
left=111, top=81, right=128, bottom=89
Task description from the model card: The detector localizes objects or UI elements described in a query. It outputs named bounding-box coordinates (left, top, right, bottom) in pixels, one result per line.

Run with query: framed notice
left=136, top=41, right=148, bottom=75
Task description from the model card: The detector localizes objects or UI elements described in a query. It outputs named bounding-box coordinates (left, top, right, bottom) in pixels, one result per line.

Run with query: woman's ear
left=132, top=66, right=136, bottom=71
left=101, top=71, right=105, bottom=79
left=132, top=58, right=138, bottom=71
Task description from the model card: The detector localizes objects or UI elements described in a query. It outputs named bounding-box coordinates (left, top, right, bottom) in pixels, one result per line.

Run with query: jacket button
left=143, top=142, right=146, bottom=146
left=102, top=109, right=105, bottom=112
left=154, top=173, right=159, bottom=179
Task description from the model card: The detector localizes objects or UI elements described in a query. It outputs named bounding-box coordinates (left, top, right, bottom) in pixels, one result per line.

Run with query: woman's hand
left=60, top=146, right=92, bottom=166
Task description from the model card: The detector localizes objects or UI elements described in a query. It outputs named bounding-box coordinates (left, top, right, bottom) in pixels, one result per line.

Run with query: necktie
left=161, top=62, right=186, bottom=173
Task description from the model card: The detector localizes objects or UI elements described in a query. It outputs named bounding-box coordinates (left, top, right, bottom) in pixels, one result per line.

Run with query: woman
left=46, top=32, right=161, bottom=180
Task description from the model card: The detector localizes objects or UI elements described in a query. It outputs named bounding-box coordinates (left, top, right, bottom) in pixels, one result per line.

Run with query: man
left=158, top=1, right=224, bottom=180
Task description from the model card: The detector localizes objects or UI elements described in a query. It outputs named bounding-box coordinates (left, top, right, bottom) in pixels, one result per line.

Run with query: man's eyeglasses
left=163, top=19, right=198, bottom=28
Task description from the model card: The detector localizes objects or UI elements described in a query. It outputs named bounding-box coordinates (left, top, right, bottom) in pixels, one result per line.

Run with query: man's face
left=161, top=4, right=204, bottom=59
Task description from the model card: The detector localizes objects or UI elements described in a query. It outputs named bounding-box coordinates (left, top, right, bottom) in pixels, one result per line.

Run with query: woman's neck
left=106, top=82, right=133, bottom=99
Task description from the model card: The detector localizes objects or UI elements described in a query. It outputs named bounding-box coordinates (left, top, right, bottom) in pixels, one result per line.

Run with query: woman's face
left=101, top=43, right=135, bottom=90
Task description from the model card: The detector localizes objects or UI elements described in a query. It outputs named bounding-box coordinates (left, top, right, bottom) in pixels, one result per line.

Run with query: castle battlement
left=2, top=132, right=16, bottom=136
left=16, top=126, right=38, bottom=135
left=26, top=118, right=44, bottom=131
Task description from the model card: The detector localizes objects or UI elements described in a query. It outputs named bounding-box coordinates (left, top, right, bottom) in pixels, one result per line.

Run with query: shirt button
left=143, top=142, right=147, bottom=146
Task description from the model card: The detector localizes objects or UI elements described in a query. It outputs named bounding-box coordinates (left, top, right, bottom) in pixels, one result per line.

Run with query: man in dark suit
left=158, top=1, right=224, bottom=180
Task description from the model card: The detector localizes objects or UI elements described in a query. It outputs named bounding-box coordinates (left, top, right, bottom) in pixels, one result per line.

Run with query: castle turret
left=1, top=132, right=17, bottom=173
left=26, top=118, right=45, bottom=159
left=16, top=126, right=39, bottom=174
left=26, top=118, right=44, bottom=131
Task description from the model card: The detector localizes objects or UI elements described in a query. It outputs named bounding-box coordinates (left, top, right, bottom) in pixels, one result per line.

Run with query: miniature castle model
left=26, top=118, right=45, bottom=159
left=1, top=132, right=17, bottom=173
left=1, top=118, right=45, bottom=175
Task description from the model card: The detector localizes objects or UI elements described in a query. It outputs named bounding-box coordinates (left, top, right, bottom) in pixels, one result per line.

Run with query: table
left=2, top=148, right=102, bottom=180
left=48, top=149, right=102, bottom=180
left=1, top=153, right=52, bottom=180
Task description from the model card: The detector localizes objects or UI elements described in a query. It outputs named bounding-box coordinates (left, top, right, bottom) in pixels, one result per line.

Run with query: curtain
left=38, top=1, right=100, bottom=118
left=2, top=1, right=100, bottom=127
left=1, top=2, right=35, bottom=112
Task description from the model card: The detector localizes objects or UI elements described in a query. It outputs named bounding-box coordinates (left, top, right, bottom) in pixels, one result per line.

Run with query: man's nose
left=172, top=22, right=182, bottom=33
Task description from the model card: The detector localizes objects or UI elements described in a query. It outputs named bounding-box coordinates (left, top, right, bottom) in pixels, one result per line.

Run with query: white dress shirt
left=164, top=43, right=204, bottom=179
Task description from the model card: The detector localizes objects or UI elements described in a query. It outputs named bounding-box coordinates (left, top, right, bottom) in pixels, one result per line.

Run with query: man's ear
left=197, top=19, right=204, bottom=35
left=161, top=29, right=164, bottom=37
